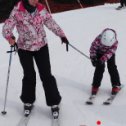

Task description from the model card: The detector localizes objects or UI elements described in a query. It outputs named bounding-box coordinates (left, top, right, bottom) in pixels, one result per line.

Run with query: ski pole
left=76, top=0, right=84, bottom=8
left=68, top=43, right=90, bottom=60
left=1, top=45, right=15, bottom=115
left=45, top=0, right=52, bottom=14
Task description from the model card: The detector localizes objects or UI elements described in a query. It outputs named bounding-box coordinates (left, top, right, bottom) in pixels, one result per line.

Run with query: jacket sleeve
left=2, top=6, right=17, bottom=41
left=90, top=35, right=100, bottom=59
left=100, top=41, right=118, bottom=62
left=41, top=8, right=66, bottom=37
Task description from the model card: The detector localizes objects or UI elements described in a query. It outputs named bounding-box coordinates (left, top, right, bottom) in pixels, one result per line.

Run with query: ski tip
left=103, top=102, right=111, bottom=105
left=85, top=101, right=93, bottom=105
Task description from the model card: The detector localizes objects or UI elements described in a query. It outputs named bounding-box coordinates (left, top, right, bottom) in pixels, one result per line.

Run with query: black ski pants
left=18, top=45, right=61, bottom=106
left=92, top=54, right=121, bottom=88
left=120, top=0, right=126, bottom=6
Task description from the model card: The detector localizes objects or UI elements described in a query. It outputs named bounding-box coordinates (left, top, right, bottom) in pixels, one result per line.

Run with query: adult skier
left=2, top=0, right=69, bottom=118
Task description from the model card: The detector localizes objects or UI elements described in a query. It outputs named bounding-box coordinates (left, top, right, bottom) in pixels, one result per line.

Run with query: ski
left=16, top=105, right=34, bottom=126
left=51, top=118, right=60, bottom=126
left=103, top=85, right=124, bottom=105
left=85, top=95, right=96, bottom=105
left=116, top=6, right=126, bottom=10
left=103, top=95, right=116, bottom=105
left=51, top=106, right=60, bottom=126
left=51, top=111, right=60, bottom=126
left=16, top=114, right=31, bottom=126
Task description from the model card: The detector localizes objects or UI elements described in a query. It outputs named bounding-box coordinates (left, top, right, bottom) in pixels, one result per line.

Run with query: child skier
left=90, top=28, right=121, bottom=95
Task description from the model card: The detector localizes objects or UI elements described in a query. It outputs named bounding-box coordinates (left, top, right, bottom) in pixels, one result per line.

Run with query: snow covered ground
left=0, top=3, right=126, bottom=126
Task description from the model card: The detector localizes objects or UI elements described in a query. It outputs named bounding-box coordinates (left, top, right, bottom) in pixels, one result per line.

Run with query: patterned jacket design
left=2, top=1, right=65, bottom=51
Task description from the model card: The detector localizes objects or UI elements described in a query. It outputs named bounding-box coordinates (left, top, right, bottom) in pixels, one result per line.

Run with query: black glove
left=91, top=57, right=97, bottom=67
left=61, top=37, right=69, bottom=51
left=96, top=59, right=104, bottom=66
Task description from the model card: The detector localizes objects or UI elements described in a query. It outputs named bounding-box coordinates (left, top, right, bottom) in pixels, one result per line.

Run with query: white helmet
left=101, top=29, right=116, bottom=46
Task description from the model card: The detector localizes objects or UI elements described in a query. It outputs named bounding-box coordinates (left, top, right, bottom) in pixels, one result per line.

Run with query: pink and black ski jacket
left=90, top=29, right=118, bottom=63
left=2, top=1, right=66, bottom=51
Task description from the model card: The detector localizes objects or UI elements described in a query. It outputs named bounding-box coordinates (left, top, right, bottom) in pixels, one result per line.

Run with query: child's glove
left=91, top=57, right=97, bottom=67
left=97, top=60, right=104, bottom=65
left=99, top=56, right=106, bottom=64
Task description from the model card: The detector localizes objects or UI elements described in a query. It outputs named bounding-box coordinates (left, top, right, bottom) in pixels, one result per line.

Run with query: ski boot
left=51, top=105, right=59, bottom=119
left=91, top=86, right=99, bottom=95
left=111, top=86, right=121, bottom=95
left=24, top=103, right=33, bottom=117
